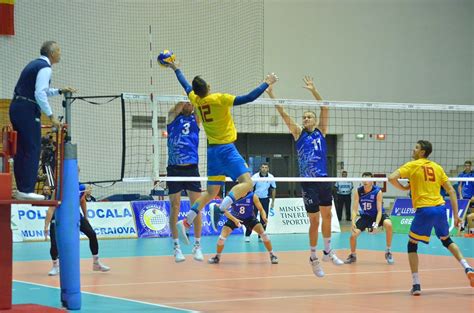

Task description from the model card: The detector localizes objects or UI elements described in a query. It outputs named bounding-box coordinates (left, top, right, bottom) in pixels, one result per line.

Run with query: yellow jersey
left=188, top=91, right=236, bottom=144
left=398, top=158, right=448, bottom=209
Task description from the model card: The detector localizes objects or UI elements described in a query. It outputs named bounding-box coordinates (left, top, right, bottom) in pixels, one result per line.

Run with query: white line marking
left=13, top=280, right=199, bottom=313
left=81, top=267, right=460, bottom=288
left=163, top=286, right=473, bottom=305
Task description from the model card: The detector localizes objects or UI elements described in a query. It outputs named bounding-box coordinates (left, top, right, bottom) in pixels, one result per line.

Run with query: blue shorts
left=207, top=143, right=250, bottom=185
left=409, top=205, right=449, bottom=244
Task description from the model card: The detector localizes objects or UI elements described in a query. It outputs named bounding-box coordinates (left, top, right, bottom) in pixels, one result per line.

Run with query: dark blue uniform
left=296, top=129, right=332, bottom=213
left=10, top=58, right=50, bottom=193
left=355, top=185, right=389, bottom=231
left=224, top=192, right=260, bottom=231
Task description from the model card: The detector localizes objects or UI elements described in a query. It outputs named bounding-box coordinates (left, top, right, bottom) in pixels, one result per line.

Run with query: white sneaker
left=322, top=250, right=344, bottom=265
left=192, top=245, right=204, bottom=261
left=244, top=236, right=250, bottom=243
left=174, top=248, right=186, bottom=263
left=14, top=191, right=45, bottom=201
left=93, top=261, right=111, bottom=272
left=310, top=257, right=325, bottom=277
left=48, top=265, right=59, bottom=276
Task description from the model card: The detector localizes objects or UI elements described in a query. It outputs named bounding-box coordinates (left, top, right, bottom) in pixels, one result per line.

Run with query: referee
left=334, top=170, right=353, bottom=221
left=246, top=163, right=276, bottom=242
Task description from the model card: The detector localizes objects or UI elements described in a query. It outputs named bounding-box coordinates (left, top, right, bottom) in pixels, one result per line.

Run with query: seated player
left=345, top=172, right=394, bottom=265
left=44, top=184, right=110, bottom=275
left=208, top=191, right=278, bottom=265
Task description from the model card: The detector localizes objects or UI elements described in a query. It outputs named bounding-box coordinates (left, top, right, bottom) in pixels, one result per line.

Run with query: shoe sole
left=209, top=204, right=219, bottom=232
left=176, top=222, right=190, bottom=245
left=175, top=258, right=186, bottom=263
left=411, top=291, right=421, bottom=296
left=467, top=271, right=474, bottom=287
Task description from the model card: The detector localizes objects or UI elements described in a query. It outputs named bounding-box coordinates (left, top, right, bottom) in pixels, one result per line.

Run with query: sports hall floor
left=12, top=226, right=474, bottom=312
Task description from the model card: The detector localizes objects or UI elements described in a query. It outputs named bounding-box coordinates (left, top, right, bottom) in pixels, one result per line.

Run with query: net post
left=56, top=93, right=82, bottom=310
left=151, top=97, right=160, bottom=182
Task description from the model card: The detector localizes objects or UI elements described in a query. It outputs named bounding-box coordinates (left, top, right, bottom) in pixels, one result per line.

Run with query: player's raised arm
left=168, top=102, right=185, bottom=123
left=303, top=76, right=328, bottom=135
left=233, top=73, right=278, bottom=106
left=269, top=85, right=302, bottom=141
left=167, top=62, right=193, bottom=95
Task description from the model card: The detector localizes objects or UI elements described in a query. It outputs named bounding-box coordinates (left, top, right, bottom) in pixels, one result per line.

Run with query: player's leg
left=319, top=182, right=343, bottom=265
left=80, top=216, right=110, bottom=272
left=382, top=216, right=394, bottom=264
left=407, top=208, right=433, bottom=296
left=208, top=225, right=233, bottom=264
left=244, top=206, right=258, bottom=242
left=344, top=195, right=352, bottom=221
left=253, top=222, right=278, bottom=264
left=335, top=195, right=343, bottom=221
left=48, top=222, right=60, bottom=276
left=188, top=190, right=204, bottom=261
left=169, top=190, right=186, bottom=261
left=434, top=206, right=474, bottom=287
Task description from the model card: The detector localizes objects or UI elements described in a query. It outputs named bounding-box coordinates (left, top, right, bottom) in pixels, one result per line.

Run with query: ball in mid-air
left=157, top=50, right=175, bottom=66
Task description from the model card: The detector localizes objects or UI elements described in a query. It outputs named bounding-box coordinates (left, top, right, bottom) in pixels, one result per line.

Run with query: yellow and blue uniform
left=398, top=158, right=449, bottom=244
left=174, top=69, right=268, bottom=184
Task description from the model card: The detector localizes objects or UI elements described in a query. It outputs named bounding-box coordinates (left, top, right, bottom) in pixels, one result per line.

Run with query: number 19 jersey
left=398, top=158, right=448, bottom=209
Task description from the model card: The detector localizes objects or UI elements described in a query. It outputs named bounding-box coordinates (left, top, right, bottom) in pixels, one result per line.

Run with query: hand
left=44, top=228, right=49, bottom=241
left=368, top=223, right=379, bottom=234
left=264, top=73, right=278, bottom=85
left=303, top=76, right=317, bottom=91
left=351, top=222, right=357, bottom=233
left=49, top=115, right=62, bottom=128
left=454, top=216, right=462, bottom=229
left=262, top=215, right=268, bottom=225
left=60, top=87, right=78, bottom=94
left=234, top=219, right=242, bottom=228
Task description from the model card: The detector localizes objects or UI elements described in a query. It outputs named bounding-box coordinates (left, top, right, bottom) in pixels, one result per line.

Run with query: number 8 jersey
left=230, top=191, right=256, bottom=220
left=398, top=158, right=448, bottom=209
left=167, top=113, right=200, bottom=165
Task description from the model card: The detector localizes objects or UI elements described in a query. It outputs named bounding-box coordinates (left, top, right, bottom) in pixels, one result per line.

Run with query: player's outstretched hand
left=265, top=84, right=275, bottom=99
left=264, top=73, right=278, bottom=85
left=302, top=76, right=317, bottom=92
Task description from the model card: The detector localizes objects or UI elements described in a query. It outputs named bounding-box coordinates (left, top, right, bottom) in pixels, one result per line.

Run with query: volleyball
left=157, top=49, right=175, bottom=66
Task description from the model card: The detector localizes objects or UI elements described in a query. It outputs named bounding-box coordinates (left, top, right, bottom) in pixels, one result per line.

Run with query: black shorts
left=356, top=213, right=390, bottom=231
left=301, top=181, right=333, bottom=213
left=224, top=216, right=260, bottom=231
left=166, top=164, right=202, bottom=195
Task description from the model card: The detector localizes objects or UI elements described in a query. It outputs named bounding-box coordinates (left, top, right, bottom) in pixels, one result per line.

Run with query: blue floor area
left=13, top=232, right=474, bottom=262
left=12, top=281, right=194, bottom=313
left=11, top=232, right=473, bottom=312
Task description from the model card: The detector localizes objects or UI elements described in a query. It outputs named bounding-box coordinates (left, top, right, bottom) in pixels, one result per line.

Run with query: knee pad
left=407, top=241, right=418, bottom=253
left=217, top=235, right=227, bottom=246
left=441, top=237, right=453, bottom=248
left=260, top=232, right=270, bottom=242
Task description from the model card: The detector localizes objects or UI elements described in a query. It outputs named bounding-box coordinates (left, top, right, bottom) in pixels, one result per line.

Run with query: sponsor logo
left=87, top=208, right=133, bottom=219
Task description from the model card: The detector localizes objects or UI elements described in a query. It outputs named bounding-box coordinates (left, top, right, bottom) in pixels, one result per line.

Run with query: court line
left=81, top=267, right=460, bottom=288
left=163, top=286, right=473, bottom=305
left=13, top=280, right=199, bottom=313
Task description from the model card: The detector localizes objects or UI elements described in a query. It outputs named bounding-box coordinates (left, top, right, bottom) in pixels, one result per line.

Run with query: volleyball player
left=166, top=101, right=203, bottom=262
left=388, top=140, right=473, bottom=295
left=344, top=172, right=394, bottom=265
left=268, top=79, right=343, bottom=279
left=208, top=191, right=278, bottom=264
left=165, top=60, right=278, bottom=245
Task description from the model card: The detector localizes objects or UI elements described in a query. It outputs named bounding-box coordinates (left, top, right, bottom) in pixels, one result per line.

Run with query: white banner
left=266, top=198, right=341, bottom=234
left=11, top=202, right=137, bottom=242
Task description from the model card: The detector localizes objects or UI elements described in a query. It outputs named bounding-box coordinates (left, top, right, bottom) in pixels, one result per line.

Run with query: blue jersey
left=458, top=171, right=474, bottom=199
left=167, top=114, right=199, bottom=165
left=296, top=129, right=328, bottom=177
left=358, top=185, right=384, bottom=217
left=230, top=192, right=255, bottom=220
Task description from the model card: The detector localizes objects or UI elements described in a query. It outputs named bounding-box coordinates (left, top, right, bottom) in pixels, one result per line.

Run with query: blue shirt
left=358, top=185, right=384, bottom=217
left=252, top=172, right=276, bottom=199
left=167, top=114, right=199, bottom=165
left=230, top=192, right=255, bottom=220
left=458, top=171, right=474, bottom=199
left=296, top=128, right=328, bottom=177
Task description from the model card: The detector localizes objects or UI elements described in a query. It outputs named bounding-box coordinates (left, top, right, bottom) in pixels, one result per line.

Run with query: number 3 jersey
left=358, top=185, right=384, bottom=217
left=230, top=192, right=255, bottom=220
left=398, top=158, right=448, bottom=209
left=167, top=113, right=200, bottom=165
left=296, top=128, right=328, bottom=177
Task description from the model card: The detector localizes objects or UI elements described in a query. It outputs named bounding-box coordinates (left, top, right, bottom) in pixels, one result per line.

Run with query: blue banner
left=131, top=200, right=243, bottom=238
